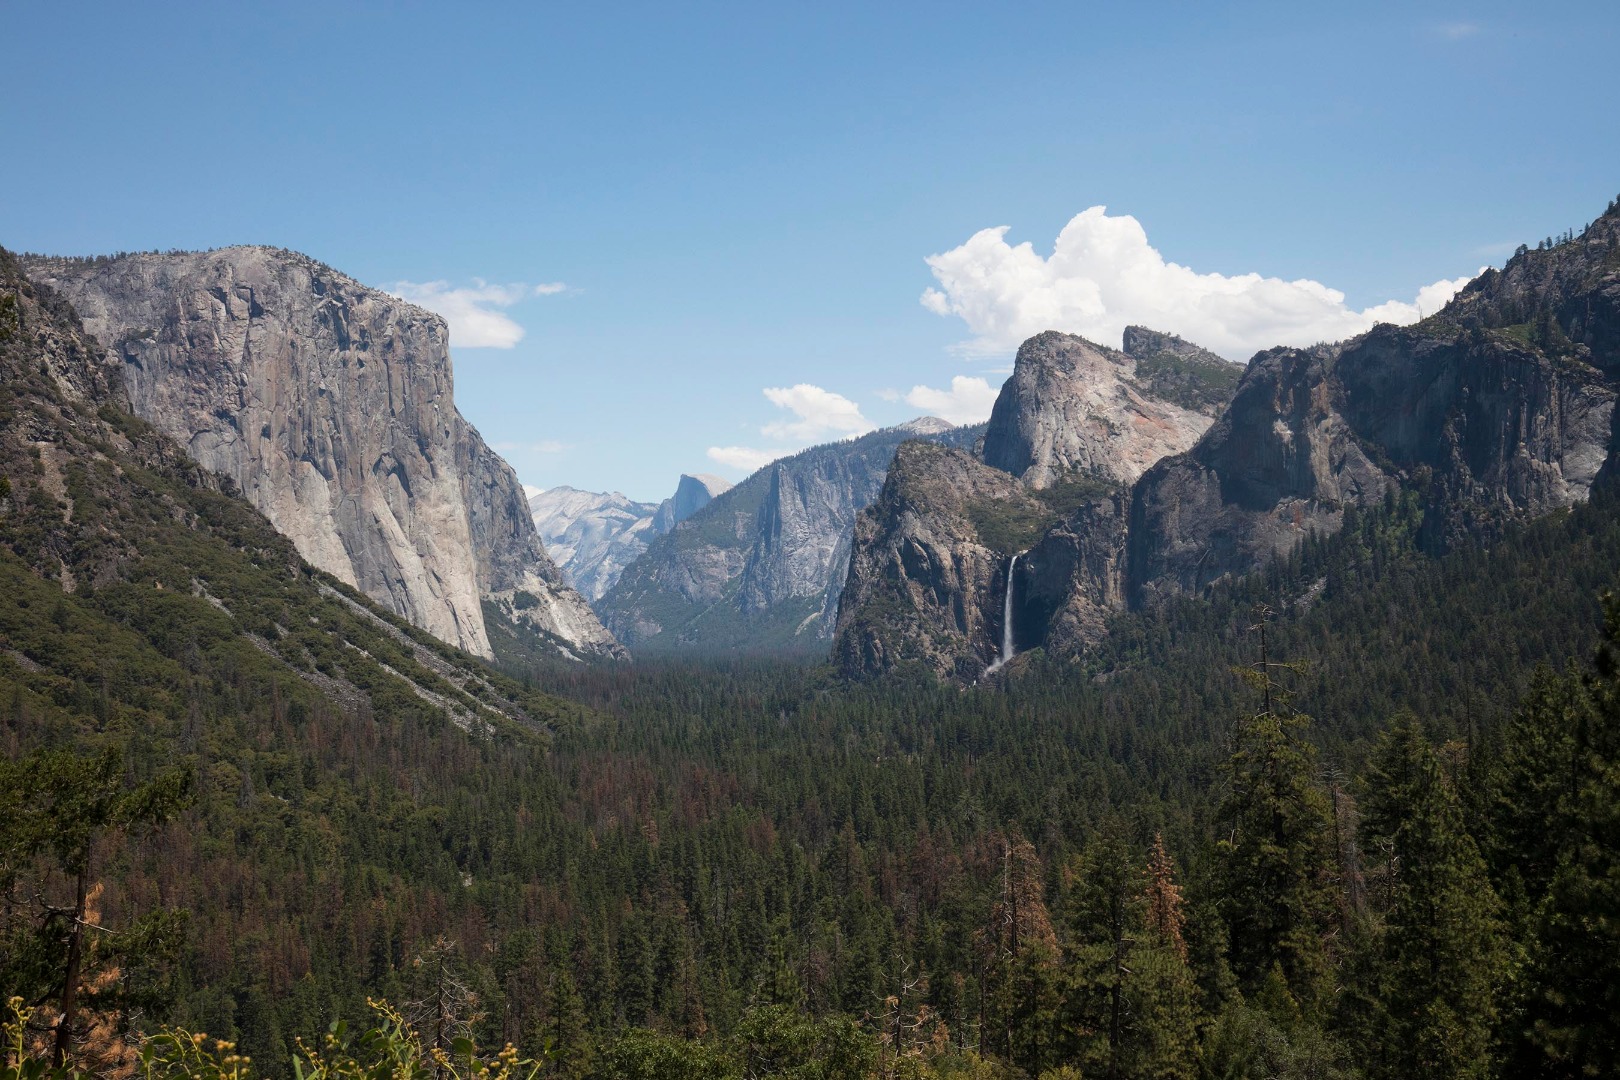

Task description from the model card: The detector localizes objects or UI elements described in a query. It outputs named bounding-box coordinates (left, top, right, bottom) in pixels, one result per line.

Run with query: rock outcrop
left=0, top=243, right=588, bottom=736
left=24, top=247, right=621, bottom=661
left=981, top=331, right=1235, bottom=489
left=653, top=473, right=732, bottom=533
left=1129, top=323, right=1616, bottom=606
left=598, top=419, right=978, bottom=654
left=1120, top=325, right=1246, bottom=413
left=530, top=473, right=731, bottom=601
left=836, top=329, right=1239, bottom=679
left=837, top=198, right=1620, bottom=681
left=832, top=441, right=1043, bottom=680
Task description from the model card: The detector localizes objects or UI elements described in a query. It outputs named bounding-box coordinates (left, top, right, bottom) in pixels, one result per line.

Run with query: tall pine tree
left=1218, top=612, right=1338, bottom=1015
left=1512, top=596, right=1620, bottom=1076
left=1348, top=716, right=1504, bottom=1080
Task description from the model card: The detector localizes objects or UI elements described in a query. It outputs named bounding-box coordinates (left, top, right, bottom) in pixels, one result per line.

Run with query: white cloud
left=706, top=445, right=792, bottom=473
left=760, top=384, right=873, bottom=442
left=920, top=207, right=1483, bottom=361
left=902, top=375, right=1000, bottom=425
left=706, top=384, right=874, bottom=476
left=1436, top=21, right=1480, bottom=39
left=522, top=484, right=544, bottom=501
left=389, top=278, right=568, bottom=349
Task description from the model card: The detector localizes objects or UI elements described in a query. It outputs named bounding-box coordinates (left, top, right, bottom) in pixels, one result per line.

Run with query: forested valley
left=7, top=236, right=1620, bottom=1080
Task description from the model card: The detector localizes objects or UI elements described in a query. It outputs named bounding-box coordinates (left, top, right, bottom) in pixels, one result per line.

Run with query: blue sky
left=4, top=1, right=1618, bottom=501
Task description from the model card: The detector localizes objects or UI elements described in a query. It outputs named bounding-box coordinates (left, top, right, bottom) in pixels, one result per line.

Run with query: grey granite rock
left=838, top=204, right=1620, bottom=682
left=531, top=473, right=731, bottom=601
left=981, top=331, right=1230, bottom=489
left=598, top=420, right=981, bottom=654
left=25, top=247, right=622, bottom=661
left=832, top=441, right=1044, bottom=681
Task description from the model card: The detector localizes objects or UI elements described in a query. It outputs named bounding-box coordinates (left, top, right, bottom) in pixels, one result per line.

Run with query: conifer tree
left=0, top=745, right=191, bottom=1068
left=1350, top=716, right=1504, bottom=1080
left=1218, top=610, right=1337, bottom=1014
left=1144, top=833, right=1187, bottom=963
left=976, top=833, right=1060, bottom=1073
left=1058, top=833, right=1198, bottom=1080
left=1512, top=596, right=1620, bottom=1076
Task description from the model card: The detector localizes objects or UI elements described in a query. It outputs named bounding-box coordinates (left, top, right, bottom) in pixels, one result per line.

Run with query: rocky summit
left=530, top=473, right=731, bottom=601
left=24, top=247, right=622, bottom=662
left=981, top=330, right=1235, bottom=489
left=836, top=202, right=1620, bottom=681
left=597, top=420, right=980, bottom=654
left=835, top=327, right=1233, bottom=680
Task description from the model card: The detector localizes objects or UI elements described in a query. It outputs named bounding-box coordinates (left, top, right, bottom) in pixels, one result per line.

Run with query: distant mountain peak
left=531, top=471, right=734, bottom=601
left=891, top=416, right=955, bottom=436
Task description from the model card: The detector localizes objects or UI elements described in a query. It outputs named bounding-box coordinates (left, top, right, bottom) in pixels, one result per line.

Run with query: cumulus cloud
left=920, top=207, right=1483, bottom=361
left=900, top=376, right=1000, bottom=425
left=707, top=384, right=874, bottom=475
left=760, top=384, right=873, bottom=442
left=389, top=279, right=568, bottom=348
left=706, top=445, right=792, bottom=473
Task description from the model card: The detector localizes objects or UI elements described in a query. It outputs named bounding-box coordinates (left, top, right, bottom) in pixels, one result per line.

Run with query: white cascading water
left=985, top=552, right=1020, bottom=676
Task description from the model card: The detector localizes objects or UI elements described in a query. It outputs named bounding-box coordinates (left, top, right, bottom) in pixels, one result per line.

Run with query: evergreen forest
left=5, top=243, right=1620, bottom=1080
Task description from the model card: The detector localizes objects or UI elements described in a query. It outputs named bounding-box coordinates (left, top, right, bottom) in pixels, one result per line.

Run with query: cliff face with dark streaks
left=837, top=203, right=1620, bottom=681
left=24, top=247, right=621, bottom=661
left=831, top=441, right=1043, bottom=681
left=836, top=328, right=1238, bottom=680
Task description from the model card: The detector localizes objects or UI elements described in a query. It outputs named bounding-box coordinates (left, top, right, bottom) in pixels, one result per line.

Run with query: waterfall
left=985, top=552, right=1020, bottom=676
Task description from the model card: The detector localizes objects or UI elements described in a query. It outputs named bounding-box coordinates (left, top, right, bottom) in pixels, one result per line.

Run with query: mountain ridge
left=529, top=473, right=731, bottom=600
left=597, top=419, right=981, bottom=654
left=834, top=199, right=1620, bottom=681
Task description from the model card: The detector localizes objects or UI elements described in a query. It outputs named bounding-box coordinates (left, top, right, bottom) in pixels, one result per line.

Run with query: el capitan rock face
left=25, top=247, right=622, bottom=661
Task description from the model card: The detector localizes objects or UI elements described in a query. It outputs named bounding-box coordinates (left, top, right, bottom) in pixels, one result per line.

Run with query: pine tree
left=976, top=833, right=1060, bottom=1073
left=1480, top=664, right=1589, bottom=922
left=1057, top=833, right=1198, bottom=1080
left=1512, top=596, right=1620, bottom=1076
left=1143, top=833, right=1187, bottom=963
left=0, top=746, right=191, bottom=1068
left=546, top=969, right=594, bottom=1078
left=1349, top=717, right=1504, bottom=1080
left=1218, top=612, right=1338, bottom=1014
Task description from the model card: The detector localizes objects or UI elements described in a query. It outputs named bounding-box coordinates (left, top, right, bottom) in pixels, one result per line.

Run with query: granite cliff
left=23, top=247, right=621, bottom=662
left=598, top=419, right=978, bottom=654
left=836, top=199, right=1620, bottom=681
left=835, top=329, right=1234, bottom=679
left=982, top=330, right=1230, bottom=489
left=0, top=243, right=588, bottom=734
left=529, top=473, right=731, bottom=600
